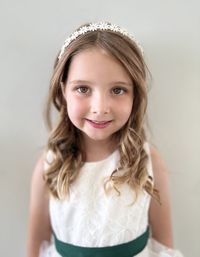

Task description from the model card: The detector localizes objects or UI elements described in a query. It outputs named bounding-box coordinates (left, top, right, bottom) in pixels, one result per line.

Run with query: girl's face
left=62, top=47, right=134, bottom=145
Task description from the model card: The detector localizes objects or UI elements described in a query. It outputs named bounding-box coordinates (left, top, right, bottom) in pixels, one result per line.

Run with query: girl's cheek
left=68, top=99, right=87, bottom=116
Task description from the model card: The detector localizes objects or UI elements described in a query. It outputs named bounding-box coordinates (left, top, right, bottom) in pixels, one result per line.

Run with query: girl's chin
left=81, top=132, right=113, bottom=143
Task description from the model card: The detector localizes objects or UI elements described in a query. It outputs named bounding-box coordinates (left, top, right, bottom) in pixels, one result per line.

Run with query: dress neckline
left=83, top=148, right=119, bottom=167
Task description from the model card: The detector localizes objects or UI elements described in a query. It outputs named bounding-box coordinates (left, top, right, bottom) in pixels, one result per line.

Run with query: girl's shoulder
left=148, top=143, right=159, bottom=159
left=147, top=143, right=171, bottom=195
left=43, top=149, right=55, bottom=171
left=31, top=151, right=48, bottom=194
left=29, top=149, right=52, bottom=204
left=143, top=141, right=171, bottom=188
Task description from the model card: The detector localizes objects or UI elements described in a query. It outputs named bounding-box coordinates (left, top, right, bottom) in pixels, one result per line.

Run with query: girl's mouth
left=85, top=119, right=112, bottom=128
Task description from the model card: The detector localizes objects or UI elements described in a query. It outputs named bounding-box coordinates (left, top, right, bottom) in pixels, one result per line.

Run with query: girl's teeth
left=93, top=121, right=105, bottom=124
left=93, top=121, right=107, bottom=124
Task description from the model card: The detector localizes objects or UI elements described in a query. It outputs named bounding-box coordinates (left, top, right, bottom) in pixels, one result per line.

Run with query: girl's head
left=44, top=22, right=159, bottom=201
left=47, top=22, right=147, bottom=137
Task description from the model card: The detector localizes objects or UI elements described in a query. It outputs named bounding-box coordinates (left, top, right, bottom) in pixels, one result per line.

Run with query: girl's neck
left=82, top=136, right=117, bottom=162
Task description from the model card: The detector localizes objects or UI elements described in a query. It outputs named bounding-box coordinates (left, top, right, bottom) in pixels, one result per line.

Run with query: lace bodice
left=40, top=142, right=184, bottom=257
left=46, top=142, right=153, bottom=247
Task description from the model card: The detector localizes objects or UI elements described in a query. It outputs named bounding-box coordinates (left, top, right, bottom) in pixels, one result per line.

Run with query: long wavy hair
left=43, top=23, right=160, bottom=202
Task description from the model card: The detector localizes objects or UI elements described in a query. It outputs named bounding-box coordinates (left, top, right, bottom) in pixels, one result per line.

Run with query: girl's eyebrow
left=69, top=80, right=132, bottom=87
left=69, top=80, right=92, bottom=85
left=110, top=81, right=133, bottom=87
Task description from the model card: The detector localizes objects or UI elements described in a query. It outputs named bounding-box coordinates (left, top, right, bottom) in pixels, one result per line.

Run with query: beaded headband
left=58, top=22, right=144, bottom=60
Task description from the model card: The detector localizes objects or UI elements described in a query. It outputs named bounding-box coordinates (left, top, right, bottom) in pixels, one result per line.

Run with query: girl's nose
left=91, top=94, right=110, bottom=115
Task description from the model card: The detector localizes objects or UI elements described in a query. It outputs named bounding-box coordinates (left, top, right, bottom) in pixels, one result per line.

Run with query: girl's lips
left=85, top=119, right=112, bottom=128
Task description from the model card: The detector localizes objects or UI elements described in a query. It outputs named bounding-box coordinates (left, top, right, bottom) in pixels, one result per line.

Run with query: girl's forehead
left=67, top=47, right=132, bottom=83
left=72, top=47, right=112, bottom=62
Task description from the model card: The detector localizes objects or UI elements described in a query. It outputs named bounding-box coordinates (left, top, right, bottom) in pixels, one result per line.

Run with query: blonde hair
left=43, top=23, right=160, bottom=202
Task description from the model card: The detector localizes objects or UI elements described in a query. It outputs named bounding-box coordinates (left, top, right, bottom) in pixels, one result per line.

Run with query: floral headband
left=58, top=22, right=144, bottom=60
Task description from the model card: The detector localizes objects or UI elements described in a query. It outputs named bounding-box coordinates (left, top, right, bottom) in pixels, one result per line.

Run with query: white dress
left=39, top=142, right=184, bottom=257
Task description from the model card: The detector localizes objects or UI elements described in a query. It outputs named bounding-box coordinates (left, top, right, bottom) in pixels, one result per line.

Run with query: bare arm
left=149, top=145, right=174, bottom=248
left=27, top=152, right=52, bottom=257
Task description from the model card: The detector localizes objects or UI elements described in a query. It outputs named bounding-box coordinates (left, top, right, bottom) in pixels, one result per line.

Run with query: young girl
left=27, top=22, right=184, bottom=257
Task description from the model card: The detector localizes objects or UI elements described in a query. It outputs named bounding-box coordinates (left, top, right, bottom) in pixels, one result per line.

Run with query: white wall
left=0, top=0, right=199, bottom=256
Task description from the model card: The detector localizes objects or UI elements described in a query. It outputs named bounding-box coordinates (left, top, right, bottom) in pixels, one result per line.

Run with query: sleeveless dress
left=39, top=142, right=184, bottom=257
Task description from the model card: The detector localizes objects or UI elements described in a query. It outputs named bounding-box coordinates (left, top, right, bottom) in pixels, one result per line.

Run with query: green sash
left=53, top=226, right=149, bottom=257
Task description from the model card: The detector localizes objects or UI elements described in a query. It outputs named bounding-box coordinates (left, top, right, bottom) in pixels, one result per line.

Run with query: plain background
left=0, top=0, right=199, bottom=256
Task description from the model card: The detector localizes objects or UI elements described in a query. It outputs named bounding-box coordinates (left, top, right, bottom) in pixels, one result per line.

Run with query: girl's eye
left=76, top=86, right=90, bottom=94
left=112, top=87, right=126, bottom=95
